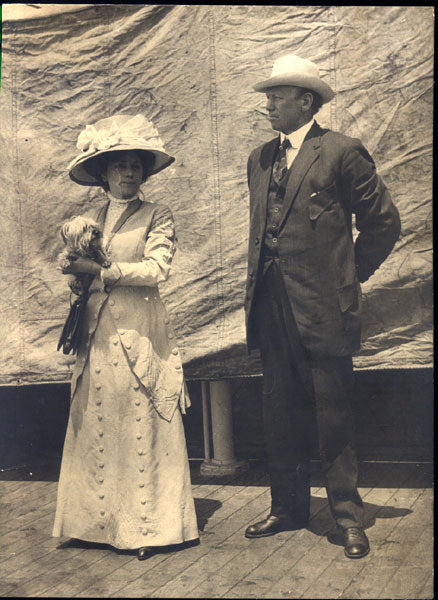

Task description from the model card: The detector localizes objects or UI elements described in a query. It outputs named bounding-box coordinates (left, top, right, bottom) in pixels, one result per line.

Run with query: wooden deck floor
left=0, top=459, right=433, bottom=599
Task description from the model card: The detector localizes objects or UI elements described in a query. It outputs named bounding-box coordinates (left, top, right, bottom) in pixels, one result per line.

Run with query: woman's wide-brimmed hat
left=67, top=113, right=175, bottom=186
left=253, top=54, right=334, bottom=104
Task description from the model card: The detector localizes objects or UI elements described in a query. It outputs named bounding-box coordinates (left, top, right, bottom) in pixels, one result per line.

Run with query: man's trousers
left=254, top=260, right=364, bottom=530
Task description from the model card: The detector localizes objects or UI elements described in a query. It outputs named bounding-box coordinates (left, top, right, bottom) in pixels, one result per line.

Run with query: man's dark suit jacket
left=245, top=121, right=401, bottom=357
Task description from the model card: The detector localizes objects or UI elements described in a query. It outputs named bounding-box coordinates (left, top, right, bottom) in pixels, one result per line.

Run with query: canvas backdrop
left=0, top=4, right=433, bottom=384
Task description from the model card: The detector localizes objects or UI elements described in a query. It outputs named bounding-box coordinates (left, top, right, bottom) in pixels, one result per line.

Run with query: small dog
left=58, top=216, right=111, bottom=295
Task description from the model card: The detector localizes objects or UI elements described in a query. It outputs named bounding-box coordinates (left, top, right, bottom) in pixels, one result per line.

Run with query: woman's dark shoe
left=343, top=527, right=370, bottom=558
left=137, top=546, right=155, bottom=561
left=245, top=514, right=307, bottom=538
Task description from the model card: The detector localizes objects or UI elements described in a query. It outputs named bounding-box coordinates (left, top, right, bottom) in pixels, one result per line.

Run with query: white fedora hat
left=68, top=113, right=175, bottom=186
left=253, top=54, right=334, bottom=104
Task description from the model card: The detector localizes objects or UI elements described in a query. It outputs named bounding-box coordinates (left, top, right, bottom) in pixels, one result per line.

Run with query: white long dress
left=53, top=196, right=199, bottom=549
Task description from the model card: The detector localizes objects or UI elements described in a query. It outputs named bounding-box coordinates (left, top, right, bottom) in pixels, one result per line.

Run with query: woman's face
left=102, top=151, right=144, bottom=199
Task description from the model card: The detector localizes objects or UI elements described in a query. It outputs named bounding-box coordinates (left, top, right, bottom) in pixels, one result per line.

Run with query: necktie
left=272, top=138, right=291, bottom=186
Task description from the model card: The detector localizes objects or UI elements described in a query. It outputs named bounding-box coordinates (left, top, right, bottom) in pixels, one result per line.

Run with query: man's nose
left=266, top=98, right=274, bottom=112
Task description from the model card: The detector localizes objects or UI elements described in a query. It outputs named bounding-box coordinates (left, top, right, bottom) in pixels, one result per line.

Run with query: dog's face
left=61, top=216, right=103, bottom=254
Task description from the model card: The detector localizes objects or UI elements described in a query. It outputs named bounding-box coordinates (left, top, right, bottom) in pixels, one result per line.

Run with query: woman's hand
left=59, top=257, right=101, bottom=275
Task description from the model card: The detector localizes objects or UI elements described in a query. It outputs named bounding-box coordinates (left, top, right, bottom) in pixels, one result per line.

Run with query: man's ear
left=301, top=92, right=313, bottom=112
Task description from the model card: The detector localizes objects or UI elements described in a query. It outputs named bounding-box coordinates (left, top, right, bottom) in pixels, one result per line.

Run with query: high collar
left=106, top=191, right=141, bottom=205
left=280, top=119, right=315, bottom=149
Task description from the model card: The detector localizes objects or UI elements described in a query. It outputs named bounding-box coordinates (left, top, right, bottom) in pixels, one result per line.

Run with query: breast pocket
left=309, top=182, right=337, bottom=222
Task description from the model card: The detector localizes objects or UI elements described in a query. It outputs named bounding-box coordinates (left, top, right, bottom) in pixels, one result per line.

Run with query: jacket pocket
left=309, top=182, right=337, bottom=221
left=337, top=282, right=357, bottom=313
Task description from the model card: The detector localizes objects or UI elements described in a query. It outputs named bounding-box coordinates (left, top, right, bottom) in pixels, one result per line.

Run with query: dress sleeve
left=102, top=205, right=176, bottom=287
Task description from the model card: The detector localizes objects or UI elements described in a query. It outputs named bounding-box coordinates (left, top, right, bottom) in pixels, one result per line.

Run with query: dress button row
left=98, top=431, right=104, bottom=437
left=136, top=434, right=142, bottom=440
left=99, top=463, right=104, bottom=469
left=96, top=383, right=101, bottom=390
left=100, top=510, right=105, bottom=516
left=138, top=449, right=143, bottom=456
left=113, top=339, right=118, bottom=346
left=113, top=360, right=118, bottom=366
left=95, top=367, right=101, bottom=373
left=99, top=446, right=104, bottom=452
left=141, top=499, right=146, bottom=505
left=136, top=416, right=141, bottom=422
left=98, top=477, right=104, bottom=484
left=139, top=483, right=144, bottom=488
left=139, top=467, right=144, bottom=472
left=98, top=415, right=103, bottom=421
left=132, top=383, right=139, bottom=390
left=135, top=400, right=140, bottom=406
left=96, top=400, right=102, bottom=406
left=99, top=494, right=104, bottom=499
left=99, top=524, right=105, bottom=529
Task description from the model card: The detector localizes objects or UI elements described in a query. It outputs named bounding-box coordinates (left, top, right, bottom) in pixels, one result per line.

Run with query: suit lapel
left=105, top=197, right=142, bottom=249
left=255, top=138, right=278, bottom=233
left=279, top=123, right=322, bottom=228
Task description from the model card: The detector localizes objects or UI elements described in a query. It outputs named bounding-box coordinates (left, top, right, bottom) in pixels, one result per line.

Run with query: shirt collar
left=280, top=118, right=314, bottom=149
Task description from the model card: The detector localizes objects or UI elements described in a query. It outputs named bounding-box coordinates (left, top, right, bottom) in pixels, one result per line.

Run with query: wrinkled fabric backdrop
left=0, top=4, right=433, bottom=384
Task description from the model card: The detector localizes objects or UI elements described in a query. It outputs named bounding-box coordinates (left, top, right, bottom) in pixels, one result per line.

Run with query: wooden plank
left=98, top=487, right=273, bottom=597
left=418, top=570, right=434, bottom=599
left=402, top=525, right=434, bottom=568
left=379, top=566, right=431, bottom=599
left=228, top=464, right=393, bottom=599
left=261, top=464, right=417, bottom=600
left=9, top=467, right=268, bottom=598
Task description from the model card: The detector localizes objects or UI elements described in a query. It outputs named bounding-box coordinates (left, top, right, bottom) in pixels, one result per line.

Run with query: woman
left=53, top=113, right=199, bottom=560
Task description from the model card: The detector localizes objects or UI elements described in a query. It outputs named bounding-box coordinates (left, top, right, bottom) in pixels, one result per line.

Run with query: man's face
left=265, top=86, right=306, bottom=134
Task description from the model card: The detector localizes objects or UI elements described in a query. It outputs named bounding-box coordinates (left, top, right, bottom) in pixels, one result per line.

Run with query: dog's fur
left=58, top=216, right=111, bottom=295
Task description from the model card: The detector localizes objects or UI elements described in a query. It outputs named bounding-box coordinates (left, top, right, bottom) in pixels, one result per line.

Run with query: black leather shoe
left=137, top=546, right=154, bottom=561
left=245, top=514, right=307, bottom=538
left=343, top=527, right=370, bottom=558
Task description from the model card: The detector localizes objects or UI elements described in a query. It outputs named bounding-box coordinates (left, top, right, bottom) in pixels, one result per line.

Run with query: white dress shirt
left=280, top=119, right=315, bottom=169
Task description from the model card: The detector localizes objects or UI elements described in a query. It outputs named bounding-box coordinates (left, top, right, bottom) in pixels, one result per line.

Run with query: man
left=244, top=54, right=401, bottom=558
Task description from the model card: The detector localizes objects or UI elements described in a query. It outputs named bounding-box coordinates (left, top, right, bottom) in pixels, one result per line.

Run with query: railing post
left=200, top=380, right=248, bottom=476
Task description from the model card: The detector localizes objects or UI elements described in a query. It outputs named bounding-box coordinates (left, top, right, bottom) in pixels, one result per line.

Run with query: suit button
left=104, top=286, right=112, bottom=294
left=255, top=237, right=260, bottom=245
left=249, top=271, right=253, bottom=277
left=273, top=238, right=278, bottom=243
left=274, top=207, right=279, bottom=213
